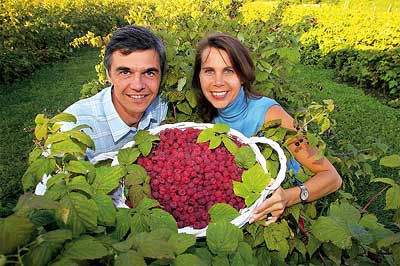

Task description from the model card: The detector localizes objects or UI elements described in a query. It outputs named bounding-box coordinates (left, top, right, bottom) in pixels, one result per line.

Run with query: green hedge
left=0, top=0, right=131, bottom=83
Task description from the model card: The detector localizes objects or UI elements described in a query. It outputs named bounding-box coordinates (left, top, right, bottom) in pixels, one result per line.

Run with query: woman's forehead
left=201, top=47, right=232, bottom=67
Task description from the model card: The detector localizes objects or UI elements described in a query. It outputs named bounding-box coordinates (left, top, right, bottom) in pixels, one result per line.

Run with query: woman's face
left=199, top=47, right=242, bottom=109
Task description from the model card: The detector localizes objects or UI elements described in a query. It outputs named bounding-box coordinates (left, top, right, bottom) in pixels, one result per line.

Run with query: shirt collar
left=102, top=86, right=159, bottom=143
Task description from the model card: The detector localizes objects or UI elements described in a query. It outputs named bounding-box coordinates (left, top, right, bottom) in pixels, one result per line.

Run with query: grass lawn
left=0, top=48, right=398, bottom=223
left=0, top=48, right=100, bottom=215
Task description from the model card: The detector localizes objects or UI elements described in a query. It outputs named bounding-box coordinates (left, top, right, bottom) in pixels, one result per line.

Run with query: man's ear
left=106, top=69, right=112, bottom=84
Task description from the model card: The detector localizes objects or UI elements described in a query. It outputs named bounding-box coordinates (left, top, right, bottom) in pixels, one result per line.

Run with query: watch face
left=300, top=189, right=309, bottom=201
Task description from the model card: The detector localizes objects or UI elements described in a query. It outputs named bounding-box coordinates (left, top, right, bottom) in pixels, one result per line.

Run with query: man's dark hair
left=104, top=25, right=166, bottom=77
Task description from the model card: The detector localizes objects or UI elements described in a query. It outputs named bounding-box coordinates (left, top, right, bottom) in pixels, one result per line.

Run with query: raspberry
left=136, top=128, right=246, bottom=229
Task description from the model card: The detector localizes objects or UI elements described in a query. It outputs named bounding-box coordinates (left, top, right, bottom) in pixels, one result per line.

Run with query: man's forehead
left=111, top=49, right=160, bottom=69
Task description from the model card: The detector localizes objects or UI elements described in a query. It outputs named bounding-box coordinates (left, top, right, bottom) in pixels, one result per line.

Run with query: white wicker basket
left=92, top=122, right=287, bottom=237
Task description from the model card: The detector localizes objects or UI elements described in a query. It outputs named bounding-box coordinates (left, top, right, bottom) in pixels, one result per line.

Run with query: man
left=63, top=25, right=168, bottom=161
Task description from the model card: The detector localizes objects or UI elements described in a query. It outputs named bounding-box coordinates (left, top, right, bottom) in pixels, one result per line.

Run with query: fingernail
left=249, top=218, right=254, bottom=224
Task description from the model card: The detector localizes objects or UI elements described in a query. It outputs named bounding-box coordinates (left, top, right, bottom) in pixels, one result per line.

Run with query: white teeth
left=129, top=95, right=146, bottom=99
left=212, top=91, right=227, bottom=96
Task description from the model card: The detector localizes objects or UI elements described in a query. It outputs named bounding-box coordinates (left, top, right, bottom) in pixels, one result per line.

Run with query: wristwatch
left=299, top=185, right=309, bottom=203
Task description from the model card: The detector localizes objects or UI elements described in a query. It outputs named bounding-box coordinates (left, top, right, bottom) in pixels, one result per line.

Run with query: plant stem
left=361, top=185, right=390, bottom=213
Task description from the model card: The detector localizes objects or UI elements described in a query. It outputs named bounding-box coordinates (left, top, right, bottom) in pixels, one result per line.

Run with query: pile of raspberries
left=137, top=128, right=246, bottom=229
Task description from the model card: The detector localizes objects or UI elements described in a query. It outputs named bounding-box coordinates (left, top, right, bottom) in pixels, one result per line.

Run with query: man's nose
left=129, top=74, right=145, bottom=91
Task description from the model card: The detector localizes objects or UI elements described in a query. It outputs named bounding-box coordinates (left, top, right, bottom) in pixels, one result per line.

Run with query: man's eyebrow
left=143, top=67, right=160, bottom=73
left=115, top=66, right=130, bottom=72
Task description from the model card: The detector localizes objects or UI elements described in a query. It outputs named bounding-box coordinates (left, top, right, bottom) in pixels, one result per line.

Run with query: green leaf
left=176, top=77, right=187, bottom=91
left=222, top=136, right=238, bottom=155
left=45, top=132, right=69, bottom=146
left=206, top=221, right=243, bottom=255
left=233, top=164, right=271, bottom=206
left=385, top=185, right=400, bottom=210
left=263, top=220, right=290, bottom=259
left=35, top=123, right=48, bottom=141
left=35, top=114, right=47, bottom=124
left=148, top=208, right=178, bottom=232
left=93, top=194, right=116, bottom=226
left=69, top=130, right=95, bottom=150
left=322, top=242, right=342, bottom=266
left=231, top=242, right=256, bottom=266
left=307, top=234, right=321, bottom=257
left=185, top=90, right=197, bottom=108
left=197, top=128, right=215, bottom=143
left=173, top=254, right=206, bottom=266
left=312, top=216, right=352, bottom=249
left=14, top=193, right=60, bottom=216
left=295, top=238, right=307, bottom=258
left=118, top=147, right=141, bottom=165
left=50, top=113, right=77, bottom=124
left=212, top=255, right=230, bottom=266
left=133, top=232, right=175, bottom=259
left=51, top=139, right=85, bottom=155
left=208, top=203, right=240, bottom=222
left=67, top=175, right=92, bottom=196
left=93, top=165, right=125, bottom=194
left=306, top=132, right=319, bottom=148
left=59, top=192, right=98, bottom=236
left=371, top=177, right=397, bottom=187
left=115, top=209, right=130, bottom=241
left=24, top=157, right=56, bottom=183
left=133, top=131, right=159, bottom=152
left=348, top=223, right=374, bottom=245
left=126, top=162, right=148, bottom=176
left=64, top=236, right=109, bottom=260
left=168, top=233, right=196, bottom=255
left=37, top=229, right=72, bottom=244
left=328, top=202, right=360, bottom=225
left=177, top=102, right=192, bottom=115
left=376, top=233, right=400, bottom=249
left=0, top=215, right=35, bottom=254
left=115, top=250, right=146, bottom=266
left=209, top=135, right=222, bottom=149
left=130, top=213, right=149, bottom=235
left=193, top=247, right=212, bottom=265
left=139, top=142, right=152, bottom=157
left=135, top=196, right=160, bottom=211
left=213, top=123, right=230, bottom=133
left=234, top=146, right=256, bottom=169
left=65, top=160, right=94, bottom=175
left=380, top=155, right=400, bottom=168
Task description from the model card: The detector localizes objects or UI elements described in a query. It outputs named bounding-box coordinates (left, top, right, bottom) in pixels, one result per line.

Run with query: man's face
left=107, top=49, right=161, bottom=126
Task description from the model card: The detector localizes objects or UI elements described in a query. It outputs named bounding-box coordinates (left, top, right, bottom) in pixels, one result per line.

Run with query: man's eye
left=147, top=71, right=154, bottom=77
left=120, top=70, right=130, bottom=76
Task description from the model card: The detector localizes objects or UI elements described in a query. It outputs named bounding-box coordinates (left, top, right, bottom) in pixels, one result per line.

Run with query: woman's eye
left=224, top=69, right=234, bottom=74
left=204, top=69, right=214, bottom=74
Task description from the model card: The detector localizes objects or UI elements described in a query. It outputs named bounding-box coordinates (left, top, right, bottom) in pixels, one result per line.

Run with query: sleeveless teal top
left=213, top=87, right=300, bottom=174
left=213, top=87, right=278, bottom=138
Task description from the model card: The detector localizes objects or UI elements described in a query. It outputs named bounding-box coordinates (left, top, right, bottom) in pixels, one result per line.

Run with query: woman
left=192, top=33, right=342, bottom=225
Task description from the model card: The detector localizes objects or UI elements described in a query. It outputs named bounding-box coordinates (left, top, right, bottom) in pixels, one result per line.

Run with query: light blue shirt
left=62, top=86, right=168, bottom=160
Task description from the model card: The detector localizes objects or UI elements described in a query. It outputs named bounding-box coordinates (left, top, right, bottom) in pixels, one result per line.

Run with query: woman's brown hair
left=192, top=32, right=259, bottom=122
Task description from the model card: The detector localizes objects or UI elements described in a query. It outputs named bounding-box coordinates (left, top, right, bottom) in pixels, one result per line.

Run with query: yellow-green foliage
left=0, top=0, right=131, bottom=83
left=282, top=3, right=400, bottom=97
left=239, top=1, right=278, bottom=24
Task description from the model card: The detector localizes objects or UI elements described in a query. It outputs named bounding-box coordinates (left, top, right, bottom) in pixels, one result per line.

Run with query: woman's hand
left=249, top=187, right=289, bottom=226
